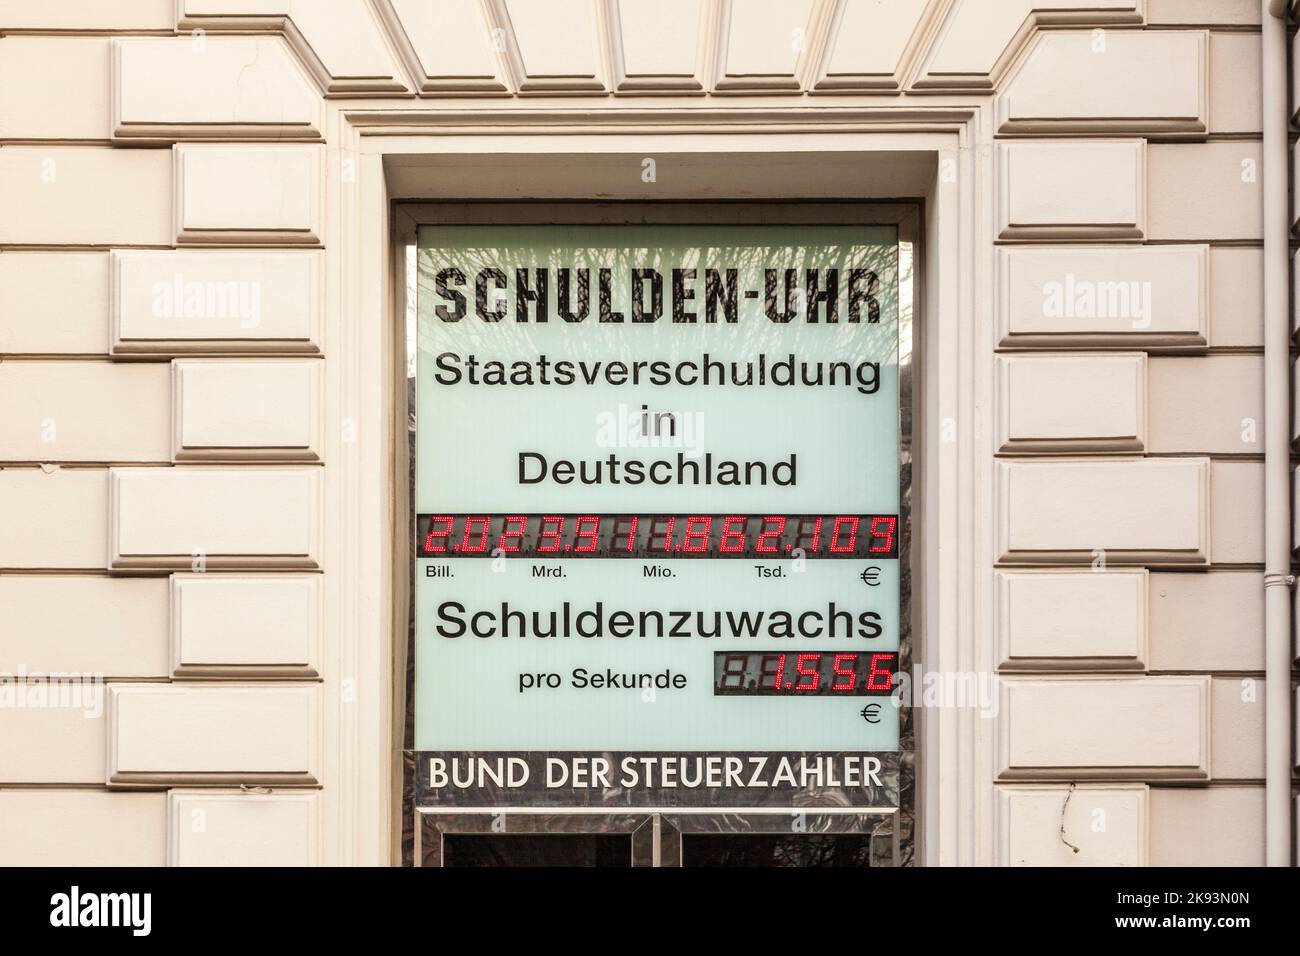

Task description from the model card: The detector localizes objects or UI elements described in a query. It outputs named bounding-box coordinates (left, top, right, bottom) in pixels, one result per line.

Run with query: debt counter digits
left=416, top=512, right=900, bottom=559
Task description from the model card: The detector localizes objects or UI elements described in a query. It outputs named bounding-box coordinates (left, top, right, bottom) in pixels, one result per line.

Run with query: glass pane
left=414, top=223, right=902, bottom=755
left=683, top=834, right=873, bottom=868
left=402, top=210, right=917, bottom=869
left=442, top=834, right=632, bottom=867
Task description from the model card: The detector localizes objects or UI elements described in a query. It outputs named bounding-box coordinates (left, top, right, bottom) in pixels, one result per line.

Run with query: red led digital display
left=714, top=651, right=898, bottom=696
left=415, top=513, right=899, bottom=559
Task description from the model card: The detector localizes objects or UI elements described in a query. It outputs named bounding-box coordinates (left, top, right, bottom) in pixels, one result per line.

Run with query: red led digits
left=713, top=651, right=897, bottom=696
left=497, top=515, right=527, bottom=553
left=573, top=515, right=600, bottom=553
left=792, top=516, right=823, bottom=555
left=537, top=515, right=564, bottom=553
left=760, top=653, right=787, bottom=691
left=645, top=516, right=674, bottom=553
left=658, top=516, right=676, bottom=553
left=422, top=515, right=453, bottom=554
left=829, top=516, right=860, bottom=553
left=831, top=653, right=857, bottom=692
left=460, top=516, right=490, bottom=553
left=866, top=653, right=895, bottom=692
left=755, top=516, right=786, bottom=554
left=415, top=513, right=898, bottom=559
left=719, top=515, right=746, bottom=553
left=809, top=516, right=823, bottom=553
left=794, top=653, right=820, bottom=691
left=681, top=515, right=712, bottom=553
left=868, top=515, right=897, bottom=554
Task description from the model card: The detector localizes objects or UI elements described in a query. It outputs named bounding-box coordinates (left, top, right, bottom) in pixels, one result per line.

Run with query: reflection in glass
left=684, top=834, right=873, bottom=867
left=443, top=834, right=633, bottom=867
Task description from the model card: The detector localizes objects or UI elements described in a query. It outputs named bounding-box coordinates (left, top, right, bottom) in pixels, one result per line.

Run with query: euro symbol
left=859, top=566, right=881, bottom=586
left=859, top=703, right=881, bottom=724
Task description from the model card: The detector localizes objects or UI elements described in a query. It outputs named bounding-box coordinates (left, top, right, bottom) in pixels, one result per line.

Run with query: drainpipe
left=1261, top=0, right=1292, bottom=868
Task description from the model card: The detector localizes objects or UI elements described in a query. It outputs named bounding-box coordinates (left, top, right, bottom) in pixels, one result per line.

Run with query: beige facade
left=0, top=0, right=1293, bottom=867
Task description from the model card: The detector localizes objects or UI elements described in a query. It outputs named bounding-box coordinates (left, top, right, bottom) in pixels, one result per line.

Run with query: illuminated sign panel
left=414, top=224, right=901, bottom=805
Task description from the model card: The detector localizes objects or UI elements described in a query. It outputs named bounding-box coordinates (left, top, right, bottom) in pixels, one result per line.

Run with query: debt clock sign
left=414, top=223, right=902, bottom=808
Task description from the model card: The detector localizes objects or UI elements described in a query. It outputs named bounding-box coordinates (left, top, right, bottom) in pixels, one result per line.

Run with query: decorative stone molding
left=997, top=676, right=1212, bottom=782
left=107, top=683, right=322, bottom=787
left=912, top=0, right=1142, bottom=91
left=996, top=784, right=1148, bottom=866
left=606, top=0, right=709, bottom=93
left=172, top=359, right=324, bottom=462
left=155, top=0, right=1170, bottom=100
left=378, top=0, right=511, bottom=95
left=111, top=36, right=324, bottom=142
left=996, top=30, right=1209, bottom=137
left=811, top=0, right=943, bottom=92
left=177, top=0, right=410, bottom=95
left=168, top=791, right=322, bottom=866
left=173, top=145, right=325, bottom=246
left=996, top=140, right=1147, bottom=241
left=108, top=466, right=323, bottom=570
left=995, top=457, right=1211, bottom=567
left=495, top=0, right=608, bottom=93
left=995, top=569, right=1148, bottom=672
left=171, top=573, right=322, bottom=677
left=7, top=0, right=1185, bottom=100
left=996, top=245, right=1209, bottom=351
left=995, top=352, right=1146, bottom=454
left=110, top=249, right=325, bottom=357
left=713, top=0, right=821, bottom=92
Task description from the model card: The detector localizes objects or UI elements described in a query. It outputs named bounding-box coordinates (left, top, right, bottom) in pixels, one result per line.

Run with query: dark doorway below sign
left=442, top=833, right=633, bottom=867
left=683, top=834, right=874, bottom=867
